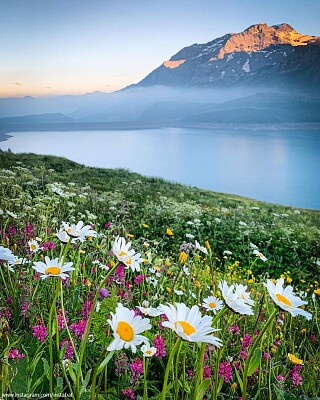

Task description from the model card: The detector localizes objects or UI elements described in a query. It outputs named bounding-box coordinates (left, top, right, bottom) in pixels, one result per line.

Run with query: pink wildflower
left=153, top=334, right=166, bottom=358
left=218, top=361, right=233, bottom=383
left=32, top=323, right=48, bottom=343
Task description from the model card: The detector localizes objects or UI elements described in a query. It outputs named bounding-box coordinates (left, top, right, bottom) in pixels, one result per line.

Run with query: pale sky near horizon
left=1, top=0, right=320, bottom=97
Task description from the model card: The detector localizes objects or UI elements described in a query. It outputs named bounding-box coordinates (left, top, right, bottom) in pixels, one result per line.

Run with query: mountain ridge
left=136, top=22, right=320, bottom=89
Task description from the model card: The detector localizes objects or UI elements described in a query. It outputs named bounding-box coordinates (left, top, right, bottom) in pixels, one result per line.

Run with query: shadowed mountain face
left=136, top=23, right=320, bottom=90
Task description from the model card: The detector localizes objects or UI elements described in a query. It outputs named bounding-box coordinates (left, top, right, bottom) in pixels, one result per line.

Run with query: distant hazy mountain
left=136, top=23, right=320, bottom=90
left=1, top=23, right=319, bottom=126
left=0, top=113, right=73, bottom=125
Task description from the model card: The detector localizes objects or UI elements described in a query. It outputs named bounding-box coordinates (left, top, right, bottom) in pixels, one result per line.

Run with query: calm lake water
left=1, top=128, right=320, bottom=209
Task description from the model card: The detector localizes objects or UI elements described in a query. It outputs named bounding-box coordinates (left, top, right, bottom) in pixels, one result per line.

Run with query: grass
left=0, top=150, right=319, bottom=399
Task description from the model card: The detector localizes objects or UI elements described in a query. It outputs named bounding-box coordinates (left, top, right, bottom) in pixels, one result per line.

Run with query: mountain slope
left=137, top=23, right=320, bottom=90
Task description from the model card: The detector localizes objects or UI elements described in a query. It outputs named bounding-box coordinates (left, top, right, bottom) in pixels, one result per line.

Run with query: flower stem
left=143, top=357, right=149, bottom=400
left=75, top=264, right=117, bottom=400
left=48, top=280, right=60, bottom=394
left=192, top=342, right=206, bottom=400
left=161, top=337, right=182, bottom=400
left=242, top=308, right=278, bottom=400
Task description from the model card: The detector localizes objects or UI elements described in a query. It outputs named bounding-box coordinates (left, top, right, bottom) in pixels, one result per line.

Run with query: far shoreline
left=1, top=120, right=320, bottom=143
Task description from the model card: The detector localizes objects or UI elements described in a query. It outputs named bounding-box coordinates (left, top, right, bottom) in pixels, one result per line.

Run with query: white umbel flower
left=218, top=280, right=254, bottom=315
left=159, top=303, right=222, bottom=347
left=265, top=278, right=312, bottom=320
left=107, top=303, right=151, bottom=353
left=202, top=296, right=224, bottom=314
left=112, top=236, right=143, bottom=272
left=32, top=256, right=74, bottom=280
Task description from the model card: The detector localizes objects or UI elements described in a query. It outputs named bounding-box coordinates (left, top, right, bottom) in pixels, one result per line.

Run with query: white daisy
left=141, top=343, right=157, bottom=357
left=0, top=246, right=16, bottom=265
left=107, top=303, right=151, bottom=353
left=159, top=303, right=222, bottom=346
left=28, top=239, right=39, bottom=253
left=235, top=284, right=254, bottom=306
left=202, top=296, right=224, bottom=314
left=32, top=256, right=74, bottom=280
left=265, top=278, right=312, bottom=320
left=137, top=305, right=163, bottom=317
left=112, top=236, right=143, bottom=272
left=195, top=240, right=208, bottom=254
left=253, top=249, right=267, bottom=262
left=218, top=280, right=254, bottom=315
left=57, top=221, right=97, bottom=243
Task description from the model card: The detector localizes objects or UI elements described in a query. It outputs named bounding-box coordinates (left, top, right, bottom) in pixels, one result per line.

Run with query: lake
left=1, top=127, right=319, bottom=209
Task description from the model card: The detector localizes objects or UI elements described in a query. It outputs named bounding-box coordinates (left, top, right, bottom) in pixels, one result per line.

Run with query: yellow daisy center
left=30, top=244, right=37, bottom=250
left=119, top=251, right=132, bottom=265
left=45, top=266, right=61, bottom=275
left=175, top=320, right=196, bottom=335
left=66, top=227, right=72, bottom=233
left=276, top=293, right=292, bottom=307
left=146, top=350, right=152, bottom=355
left=116, top=321, right=134, bottom=342
left=209, top=301, right=216, bottom=309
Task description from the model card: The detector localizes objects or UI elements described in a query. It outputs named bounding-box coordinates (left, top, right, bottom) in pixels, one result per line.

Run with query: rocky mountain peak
left=211, top=22, right=319, bottom=61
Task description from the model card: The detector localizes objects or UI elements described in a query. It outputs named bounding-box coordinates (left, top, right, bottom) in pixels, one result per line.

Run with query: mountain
left=0, top=113, right=73, bottom=125
left=136, top=23, right=320, bottom=91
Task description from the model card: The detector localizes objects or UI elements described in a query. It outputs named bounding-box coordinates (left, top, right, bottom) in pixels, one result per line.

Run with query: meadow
left=0, top=150, right=319, bottom=400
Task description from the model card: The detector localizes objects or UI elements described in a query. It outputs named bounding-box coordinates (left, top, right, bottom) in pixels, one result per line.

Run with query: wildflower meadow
left=0, top=152, right=319, bottom=400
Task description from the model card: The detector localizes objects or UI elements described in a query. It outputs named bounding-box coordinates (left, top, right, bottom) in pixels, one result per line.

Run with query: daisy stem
left=192, top=342, right=206, bottom=400
left=242, top=308, right=278, bottom=400
left=75, top=263, right=118, bottom=400
left=90, top=349, right=107, bottom=400
left=48, top=280, right=61, bottom=394
left=143, top=356, right=149, bottom=400
left=161, top=337, right=182, bottom=400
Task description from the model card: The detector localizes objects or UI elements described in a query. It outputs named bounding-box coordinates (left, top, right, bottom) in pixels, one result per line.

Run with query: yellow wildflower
left=142, top=224, right=149, bottom=228
left=205, top=240, right=211, bottom=250
left=166, top=228, right=173, bottom=236
left=288, top=354, right=303, bottom=365
left=314, top=288, right=320, bottom=296
left=166, top=287, right=172, bottom=294
left=231, top=383, right=237, bottom=390
left=301, top=328, right=306, bottom=334
left=286, top=277, right=292, bottom=283
left=127, top=233, right=134, bottom=238
left=179, top=252, right=188, bottom=264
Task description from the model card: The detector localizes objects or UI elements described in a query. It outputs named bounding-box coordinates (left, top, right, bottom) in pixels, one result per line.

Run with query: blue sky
left=1, top=0, right=319, bottom=97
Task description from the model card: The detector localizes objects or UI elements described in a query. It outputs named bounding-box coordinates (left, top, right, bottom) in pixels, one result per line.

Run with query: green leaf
left=234, top=367, right=243, bottom=392
left=247, top=348, right=262, bottom=376
left=55, top=376, right=63, bottom=394
left=97, top=351, right=115, bottom=374
left=68, top=362, right=77, bottom=383
left=30, top=374, right=45, bottom=393
left=195, top=378, right=211, bottom=400
left=42, top=358, right=50, bottom=381
left=80, top=368, right=92, bottom=397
